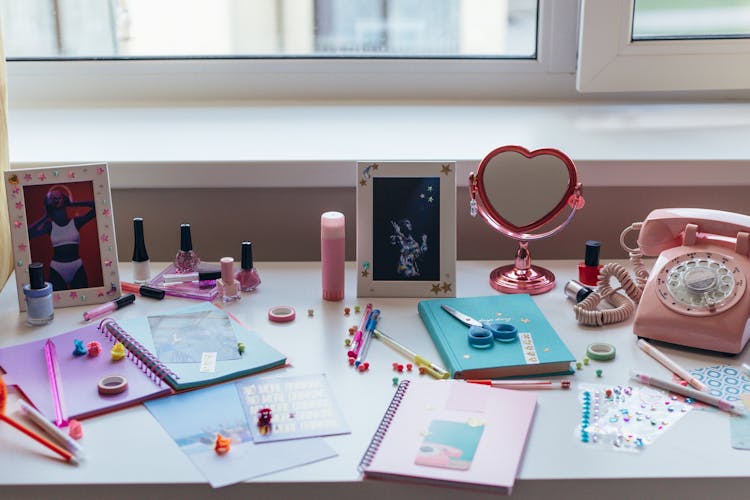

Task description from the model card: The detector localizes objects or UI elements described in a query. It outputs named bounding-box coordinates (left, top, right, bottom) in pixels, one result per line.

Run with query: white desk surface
left=2, top=261, right=750, bottom=499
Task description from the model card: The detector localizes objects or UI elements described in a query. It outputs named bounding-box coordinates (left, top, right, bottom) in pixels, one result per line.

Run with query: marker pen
left=120, top=282, right=166, bottom=300
left=82, top=294, right=136, bottom=321
left=162, top=270, right=221, bottom=284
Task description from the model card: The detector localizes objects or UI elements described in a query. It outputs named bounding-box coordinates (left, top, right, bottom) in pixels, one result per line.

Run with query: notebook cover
left=418, top=294, right=574, bottom=379
left=0, top=323, right=173, bottom=422
left=360, top=379, right=537, bottom=494
left=115, top=302, right=287, bottom=391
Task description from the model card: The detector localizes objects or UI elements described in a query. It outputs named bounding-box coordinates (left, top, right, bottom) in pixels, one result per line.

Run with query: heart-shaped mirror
left=470, top=145, right=584, bottom=294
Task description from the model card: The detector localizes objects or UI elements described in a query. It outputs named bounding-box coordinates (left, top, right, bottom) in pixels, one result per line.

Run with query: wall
left=111, top=186, right=750, bottom=265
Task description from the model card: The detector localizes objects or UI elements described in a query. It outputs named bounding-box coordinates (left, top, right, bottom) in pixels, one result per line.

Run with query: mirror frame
left=472, top=145, right=580, bottom=235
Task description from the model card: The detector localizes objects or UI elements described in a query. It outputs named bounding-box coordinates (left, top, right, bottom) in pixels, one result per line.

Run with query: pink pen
left=348, top=303, right=373, bottom=358
left=82, top=294, right=136, bottom=321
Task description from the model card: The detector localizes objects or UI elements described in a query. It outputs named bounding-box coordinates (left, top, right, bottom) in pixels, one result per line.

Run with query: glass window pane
left=0, top=0, right=537, bottom=59
left=633, top=0, right=750, bottom=40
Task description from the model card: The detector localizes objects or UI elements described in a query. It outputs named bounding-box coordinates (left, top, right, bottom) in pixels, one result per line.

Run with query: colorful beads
left=86, top=340, right=102, bottom=357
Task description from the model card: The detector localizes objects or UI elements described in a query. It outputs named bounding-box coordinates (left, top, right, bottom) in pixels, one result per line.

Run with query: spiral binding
left=97, top=318, right=179, bottom=386
left=358, top=379, right=411, bottom=472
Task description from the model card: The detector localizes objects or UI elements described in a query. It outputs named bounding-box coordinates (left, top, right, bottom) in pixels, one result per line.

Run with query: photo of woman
left=25, top=182, right=103, bottom=290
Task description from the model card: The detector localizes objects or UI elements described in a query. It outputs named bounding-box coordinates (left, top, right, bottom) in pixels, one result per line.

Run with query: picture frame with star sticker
left=356, top=161, right=456, bottom=298
left=4, top=163, right=121, bottom=311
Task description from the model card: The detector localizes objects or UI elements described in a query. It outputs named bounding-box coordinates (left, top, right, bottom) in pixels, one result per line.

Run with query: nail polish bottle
left=235, top=241, right=261, bottom=292
left=578, top=240, right=602, bottom=286
left=321, top=211, right=345, bottom=301
left=131, top=217, right=151, bottom=284
left=23, top=262, right=54, bottom=326
left=217, top=257, right=241, bottom=302
left=175, top=223, right=200, bottom=273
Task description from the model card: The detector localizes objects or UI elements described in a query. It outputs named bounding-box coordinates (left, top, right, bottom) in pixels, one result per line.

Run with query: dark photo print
left=372, top=177, right=440, bottom=281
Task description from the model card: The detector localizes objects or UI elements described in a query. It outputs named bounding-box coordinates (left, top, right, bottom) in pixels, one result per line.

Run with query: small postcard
left=415, top=419, right=485, bottom=471
left=148, top=307, right=240, bottom=363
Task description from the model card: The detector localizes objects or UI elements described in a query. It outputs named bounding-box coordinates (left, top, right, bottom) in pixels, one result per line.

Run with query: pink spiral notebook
left=0, top=321, right=173, bottom=424
left=359, top=379, right=537, bottom=495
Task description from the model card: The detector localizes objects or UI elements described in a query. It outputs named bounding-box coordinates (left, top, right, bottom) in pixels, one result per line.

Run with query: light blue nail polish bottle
left=23, top=262, right=54, bottom=326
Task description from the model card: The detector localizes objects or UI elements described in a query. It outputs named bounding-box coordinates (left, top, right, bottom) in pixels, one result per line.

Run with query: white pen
left=631, top=370, right=744, bottom=416
left=636, top=338, right=707, bottom=391
left=18, top=401, right=85, bottom=458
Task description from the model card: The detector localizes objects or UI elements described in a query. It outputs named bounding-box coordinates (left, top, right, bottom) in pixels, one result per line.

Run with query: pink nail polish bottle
left=174, top=223, right=200, bottom=273
left=217, top=257, right=241, bottom=302
left=235, top=241, right=261, bottom=292
left=321, top=211, right=345, bottom=301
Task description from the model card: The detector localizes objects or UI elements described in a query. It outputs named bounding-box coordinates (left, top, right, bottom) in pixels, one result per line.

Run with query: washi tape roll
left=97, top=375, right=128, bottom=395
left=586, top=342, right=616, bottom=361
left=268, top=306, right=296, bottom=323
left=467, top=326, right=494, bottom=349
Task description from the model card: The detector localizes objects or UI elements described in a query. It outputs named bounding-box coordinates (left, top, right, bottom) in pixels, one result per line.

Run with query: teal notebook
left=109, top=302, right=286, bottom=391
left=418, top=294, right=574, bottom=379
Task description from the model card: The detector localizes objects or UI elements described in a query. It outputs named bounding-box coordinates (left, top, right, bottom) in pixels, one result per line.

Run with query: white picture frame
left=4, top=163, right=121, bottom=311
left=356, top=161, right=456, bottom=298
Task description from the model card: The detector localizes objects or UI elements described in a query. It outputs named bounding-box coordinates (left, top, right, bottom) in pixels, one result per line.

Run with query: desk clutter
left=4, top=162, right=750, bottom=492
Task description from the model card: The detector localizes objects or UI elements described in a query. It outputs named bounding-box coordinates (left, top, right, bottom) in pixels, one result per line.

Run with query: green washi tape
left=586, top=342, right=616, bottom=361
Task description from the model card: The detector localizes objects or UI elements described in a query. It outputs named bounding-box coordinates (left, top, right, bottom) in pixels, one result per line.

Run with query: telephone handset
left=573, top=208, right=750, bottom=353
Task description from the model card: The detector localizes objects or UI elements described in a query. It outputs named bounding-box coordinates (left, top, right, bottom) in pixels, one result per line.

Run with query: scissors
left=441, top=305, right=518, bottom=348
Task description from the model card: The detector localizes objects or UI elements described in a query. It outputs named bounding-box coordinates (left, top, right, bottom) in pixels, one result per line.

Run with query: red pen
left=467, top=379, right=571, bottom=390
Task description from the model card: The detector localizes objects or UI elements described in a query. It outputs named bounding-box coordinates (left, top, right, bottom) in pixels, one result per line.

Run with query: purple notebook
left=0, top=322, right=173, bottom=423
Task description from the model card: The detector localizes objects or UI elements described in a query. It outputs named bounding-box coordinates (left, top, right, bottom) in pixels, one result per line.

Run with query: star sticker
left=427, top=186, right=433, bottom=192
left=361, top=269, right=370, bottom=278
left=38, top=173, right=47, bottom=181
left=359, top=179, right=367, bottom=187
left=23, top=173, right=32, bottom=181
left=440, top=282, right=452, bottom=293
left=97, top=167, right=105, bottom=175
left=12, top=186, right=19, bottom=194
left=427, top=196, right=434, bottom=203
left=13, top=220, right=23, bottom=229
left=430, top=283, right=441, bottom=295
left=68, top=171, right=76, bottom=179
left=441, top=164, right=452, bottom=175
left=520, top=317, right=530, bottom=323
left=18, top=243, right=27, bottom=252
left=104, top=260, right=113, bottom=267
left=54, top=293, right=61, bottom=301
left=371, top=164, right=379, bottom=171
left=102, top=208, right=111, bottom=216
left=101, top=234, right=109, bottom=242
left=69, top=291, right=78, bottom=299
left=15, top=201, right=23, bottom=210
left=98, top=291, right=105, bottom=297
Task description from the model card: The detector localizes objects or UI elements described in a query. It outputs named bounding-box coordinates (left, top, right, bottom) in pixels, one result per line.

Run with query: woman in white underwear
left=28, top=185, right=96, bottom=291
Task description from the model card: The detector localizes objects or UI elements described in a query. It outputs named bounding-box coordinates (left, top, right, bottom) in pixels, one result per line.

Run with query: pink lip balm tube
left=82, top=294, right=136, bottom=321
left=321, top=211, right=345, bottom=301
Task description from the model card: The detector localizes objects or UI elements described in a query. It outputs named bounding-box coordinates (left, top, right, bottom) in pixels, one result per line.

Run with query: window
left=1, top=0, right=584, bottom=103
left=578, top=0, right=750, bottom=92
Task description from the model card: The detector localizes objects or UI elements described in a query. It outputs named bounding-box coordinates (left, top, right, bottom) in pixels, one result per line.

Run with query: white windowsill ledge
left=8, top=101, right=750, bottom=189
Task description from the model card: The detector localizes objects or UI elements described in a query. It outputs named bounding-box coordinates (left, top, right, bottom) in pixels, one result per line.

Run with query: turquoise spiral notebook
left=418, top=294, right=574, bottom=379
left=113, top=302, right=286, bottom=391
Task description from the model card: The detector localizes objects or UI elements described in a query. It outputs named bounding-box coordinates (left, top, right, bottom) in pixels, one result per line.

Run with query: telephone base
left=489, top=264, right=555, bottom=295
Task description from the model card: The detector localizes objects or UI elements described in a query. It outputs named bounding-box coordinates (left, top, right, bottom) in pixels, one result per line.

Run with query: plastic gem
left=344, top=307, right=351, bottom=315
left=344, top=338, right=351, bottom=346
left=307, top=309, right=314, bottom=317
left=596, top=369, right=603, bottom=377
left=576, top=362, right=582, bottom=370
left=392, top=377, right=399, bottom=385
left=354, top=305, right=361, bottom=313
left=583, top=357, right=590, bottom=365
left=72, top=339, right=88, bottom=357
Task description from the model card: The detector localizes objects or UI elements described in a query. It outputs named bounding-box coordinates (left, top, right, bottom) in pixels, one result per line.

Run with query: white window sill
left=8, top=101, right=750, bottom=188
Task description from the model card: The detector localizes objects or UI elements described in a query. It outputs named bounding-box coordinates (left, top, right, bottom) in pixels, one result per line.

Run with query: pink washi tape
left=268, top=306, right=296, bottom=323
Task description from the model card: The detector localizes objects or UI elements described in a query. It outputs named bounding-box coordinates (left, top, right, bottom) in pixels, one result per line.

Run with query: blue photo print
left=372, top=177, right=440, bottom=281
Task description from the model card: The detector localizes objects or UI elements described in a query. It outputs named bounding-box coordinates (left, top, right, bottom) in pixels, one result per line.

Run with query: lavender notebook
left=0, top=322, right=173, bottom=423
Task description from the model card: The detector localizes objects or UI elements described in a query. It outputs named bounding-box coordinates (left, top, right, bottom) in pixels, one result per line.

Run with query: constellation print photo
left=4, top=163, right=121, bottom=311
left=373, top=177, right=439, bottom=281
left=357, top=161, right=456, bottom=298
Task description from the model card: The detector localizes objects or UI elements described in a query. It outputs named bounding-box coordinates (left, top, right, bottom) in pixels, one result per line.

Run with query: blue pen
left=354, top=309, right=380, bottom=367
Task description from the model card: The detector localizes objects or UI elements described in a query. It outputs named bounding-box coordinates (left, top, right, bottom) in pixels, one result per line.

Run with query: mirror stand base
left=489, top=265, right=556, bottom=295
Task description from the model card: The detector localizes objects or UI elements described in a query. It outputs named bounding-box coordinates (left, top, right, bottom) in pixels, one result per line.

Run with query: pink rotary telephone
left=632, top=208, right=750, bottom=353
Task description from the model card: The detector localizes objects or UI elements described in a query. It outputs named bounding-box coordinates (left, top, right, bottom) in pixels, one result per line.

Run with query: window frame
left=4, top=0, right=581, bottom=105
left=577, top=0, right=750, bottom=93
